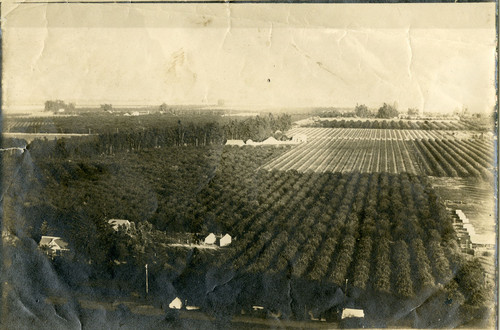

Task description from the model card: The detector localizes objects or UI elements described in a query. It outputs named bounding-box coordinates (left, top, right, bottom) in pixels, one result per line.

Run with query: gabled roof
left=220, top=234, right=232, bottom=247
left=39, top=236, right=69, bottom=251
left=169, top=297, right=182, bottom=309
left=204, top=233, right=216, bottom=244
left=261, top=137, right=279, bottom=144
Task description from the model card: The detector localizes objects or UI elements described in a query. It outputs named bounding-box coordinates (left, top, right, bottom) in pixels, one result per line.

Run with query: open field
left=262, top=128, right=494, bottom=177
left=429, top=177, right=496, bottom=243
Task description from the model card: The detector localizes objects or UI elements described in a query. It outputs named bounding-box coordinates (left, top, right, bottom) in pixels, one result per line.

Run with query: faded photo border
left=1, top=1, right=498, bottom=329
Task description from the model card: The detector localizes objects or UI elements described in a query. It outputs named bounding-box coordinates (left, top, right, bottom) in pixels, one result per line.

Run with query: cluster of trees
left=319, top=103, right=399, bottom=119
left=355, top=104, right=371, bottom=117
left=376, top=103, right=399, bottom=119
left=44, top=100, right=76, bottom=112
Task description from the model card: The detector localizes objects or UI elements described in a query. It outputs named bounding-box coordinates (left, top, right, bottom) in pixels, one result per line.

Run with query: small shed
left=220, top=234, right=232, bottom=247
left=225, top=139, right=245, bottom=146
left=204, top=233, right=216, bottom=245
left=169, top=297, right=182, bottom=309
left=341, top=308, right=364, bottom=319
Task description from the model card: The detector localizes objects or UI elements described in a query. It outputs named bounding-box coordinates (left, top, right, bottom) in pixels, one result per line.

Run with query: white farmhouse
left=39, top=236, right=70, bottom=256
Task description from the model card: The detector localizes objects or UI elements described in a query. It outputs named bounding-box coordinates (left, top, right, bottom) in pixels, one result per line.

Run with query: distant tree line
left=44, top=100, right=75, bottom=112
left=25, top=113, right=292, bottom=159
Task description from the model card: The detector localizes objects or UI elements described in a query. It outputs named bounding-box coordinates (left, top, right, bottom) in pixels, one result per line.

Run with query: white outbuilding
left=169, top=297, right=182, bottom=309
left=341, top=308, right=364, bottom=319
left=204, top=233, right=216, bottom=245
left=220, top=234, right=232, bottom=247
left=225, top=139, right=245, bottom=146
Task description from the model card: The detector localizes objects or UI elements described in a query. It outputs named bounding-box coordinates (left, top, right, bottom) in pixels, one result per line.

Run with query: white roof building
left=341, top=308, right=365, bottom=319
left=220, top=234, right=232, bottom=247
left=204, top=233, right=216, bottom=245
left=169, top=297, right=182, bottom=309
left=261, top=137, right=280, bottom=145
left=39, top=236, right=69, bottom=255
left=225, top=139, right=245, bottom=146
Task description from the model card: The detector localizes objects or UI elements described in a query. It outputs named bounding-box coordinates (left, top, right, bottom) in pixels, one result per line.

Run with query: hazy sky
left=2, top=3, right=496, bottom=113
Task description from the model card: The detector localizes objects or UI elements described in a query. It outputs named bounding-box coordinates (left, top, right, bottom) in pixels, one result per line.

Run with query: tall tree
left=355, top=104, right=371, bottom=117
left=376, top=103, right=399, bottom=119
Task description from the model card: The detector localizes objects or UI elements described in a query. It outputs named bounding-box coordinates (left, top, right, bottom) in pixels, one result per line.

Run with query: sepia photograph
left=1, top=1, right=497, bottom=328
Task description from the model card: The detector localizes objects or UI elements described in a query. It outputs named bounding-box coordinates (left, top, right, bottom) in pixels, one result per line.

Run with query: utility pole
left=145, top=263, right=149, bottom=295
left=343, top=278, right=348, bottom=309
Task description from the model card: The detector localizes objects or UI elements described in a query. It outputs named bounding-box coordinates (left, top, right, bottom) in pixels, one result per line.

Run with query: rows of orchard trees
left=309, top=118, right=478, bottom=130
left=173, top=148, right=491, bottom=325
left=409, top=138, right=493, bottom=179
left=196, top=170, right=458, bottom=292
left=4, top=139, right=492, bottom=326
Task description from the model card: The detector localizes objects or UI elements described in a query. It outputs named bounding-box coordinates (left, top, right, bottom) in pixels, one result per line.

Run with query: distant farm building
left=39, top=236, right=70, bottom=256
left=169, top=297, right=182, bottom=309
left=203, top=233, right=232, bottom=246
left=108, top=219, right=132, bottom=231
left=261, top=137, right=280, bottom=145
left=220, top=234, right=232, bottom=247
left=292, top=134, right=308, bottom=143
left=204, top=233, right=216, bottom=245
left=225, top=139, right=245, bottom=146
